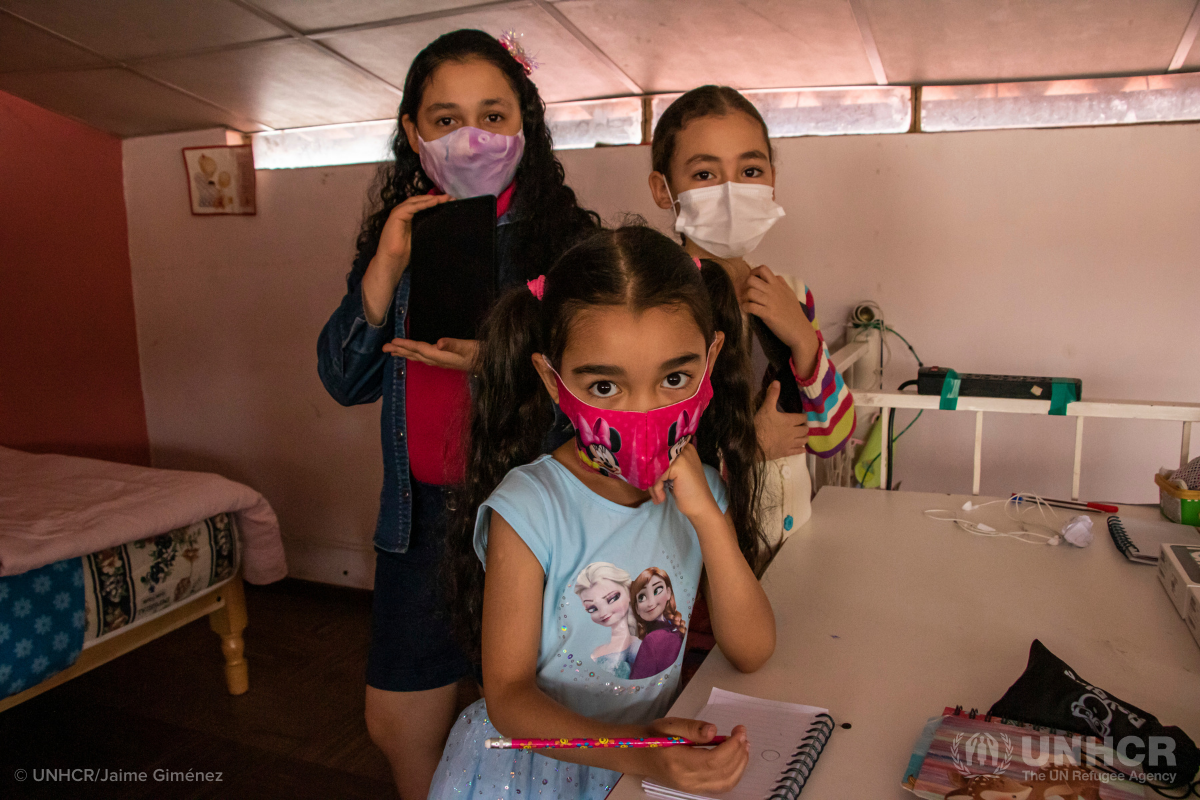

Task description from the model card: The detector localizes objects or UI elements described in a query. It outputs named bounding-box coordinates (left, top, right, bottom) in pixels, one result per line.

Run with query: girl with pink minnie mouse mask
left=433, top=225, right=775, bottom=800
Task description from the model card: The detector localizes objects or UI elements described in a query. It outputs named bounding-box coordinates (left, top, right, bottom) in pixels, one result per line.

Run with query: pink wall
left=121, top=122, right=1199, bottom=588
left=0, top=90, right=149, bottom=466
left=123, top=128, right=385, bottom=587
left=559, top=127, right=1200, bottom=502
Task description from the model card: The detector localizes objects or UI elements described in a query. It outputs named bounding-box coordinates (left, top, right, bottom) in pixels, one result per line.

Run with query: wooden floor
left=0, top=578, right=399, bottom=800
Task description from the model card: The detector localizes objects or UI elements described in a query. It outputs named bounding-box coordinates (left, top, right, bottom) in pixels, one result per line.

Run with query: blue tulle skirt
left=428, top=699, right=621, bottom=800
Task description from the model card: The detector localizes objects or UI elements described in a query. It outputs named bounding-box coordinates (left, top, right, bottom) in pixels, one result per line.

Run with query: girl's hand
left=361, top=193, right=451, bottom=324
left=649, top=443, right=720, bottom=522
left=383, top=337, right=478, bottom=371
left=376, top=193, right=452, bottom=268
left=740, top=265, right=820, bottom=376
left=644, top=718, right=749, bottom=794
left=755, top=381, right=809, bottom=460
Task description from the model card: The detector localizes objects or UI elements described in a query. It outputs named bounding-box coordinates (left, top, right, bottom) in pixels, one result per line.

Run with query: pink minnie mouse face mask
left=546, top=354, right=715, bottom=491
left=418, top=127, right=524, bottom=200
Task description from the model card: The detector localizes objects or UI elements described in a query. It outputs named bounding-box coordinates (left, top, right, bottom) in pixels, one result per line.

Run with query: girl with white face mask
left=648, top=85, right=857, bottom=551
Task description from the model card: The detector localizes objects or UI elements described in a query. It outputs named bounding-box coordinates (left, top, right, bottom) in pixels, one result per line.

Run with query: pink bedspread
left=0, top=446, right=287, bottom=584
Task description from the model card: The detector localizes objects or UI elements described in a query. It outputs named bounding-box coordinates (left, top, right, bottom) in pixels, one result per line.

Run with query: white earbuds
left=926, top=494, right=1095, bottom=547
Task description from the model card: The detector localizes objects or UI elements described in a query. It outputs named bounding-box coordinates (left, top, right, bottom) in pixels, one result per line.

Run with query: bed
left=0, top=446, right=288, bottom=712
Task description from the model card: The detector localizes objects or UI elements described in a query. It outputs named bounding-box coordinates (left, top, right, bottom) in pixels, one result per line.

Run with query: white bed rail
left=830, top=338, right=871, bottom=372
left=853, top=389, right=1199, bottom=497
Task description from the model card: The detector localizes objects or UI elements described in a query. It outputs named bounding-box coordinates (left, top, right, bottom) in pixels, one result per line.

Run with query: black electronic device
left=916, top=366, right=1082, bottom=401
left=406, top=194, right=497, bottom=344
left=696, top=256, right=806, bottom=414
left=748, top=315, right=805, bottom=414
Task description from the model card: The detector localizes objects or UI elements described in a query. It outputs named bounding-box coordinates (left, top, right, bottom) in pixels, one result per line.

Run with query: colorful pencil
left=484, top=736, right=728, bottom=750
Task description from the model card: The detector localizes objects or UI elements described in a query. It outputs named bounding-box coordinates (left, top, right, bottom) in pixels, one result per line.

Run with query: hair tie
left=527, top=275, right=546, bottom=300
left=692, top=257, right=702, bottom=270
left=499, top=31, right=538, bottom=76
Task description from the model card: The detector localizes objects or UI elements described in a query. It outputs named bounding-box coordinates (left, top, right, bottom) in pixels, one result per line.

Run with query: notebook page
left=643, top=688, right=829, bottom=800
left=1118, top=515, right=1200, bottom=559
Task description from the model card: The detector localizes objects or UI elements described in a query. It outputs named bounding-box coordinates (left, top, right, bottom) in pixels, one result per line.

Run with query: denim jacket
left=317, top=214, right=527, bottom=554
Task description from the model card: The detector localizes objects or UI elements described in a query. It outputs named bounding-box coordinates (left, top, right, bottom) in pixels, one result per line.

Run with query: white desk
left=609, top=488, right=1200, bottom=799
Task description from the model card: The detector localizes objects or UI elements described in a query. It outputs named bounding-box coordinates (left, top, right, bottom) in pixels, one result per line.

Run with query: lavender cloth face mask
left=418, top=126, right=525, bottom=199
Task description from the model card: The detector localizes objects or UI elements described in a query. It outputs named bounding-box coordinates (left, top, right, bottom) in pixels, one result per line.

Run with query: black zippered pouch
left=988, top=640, right=1199, bottom=788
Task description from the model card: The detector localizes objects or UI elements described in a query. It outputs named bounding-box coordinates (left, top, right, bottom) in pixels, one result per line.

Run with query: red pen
left=1012, top=494, right=1118, bottom=514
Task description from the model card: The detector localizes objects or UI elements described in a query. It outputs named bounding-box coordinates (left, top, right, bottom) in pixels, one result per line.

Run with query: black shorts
left=366, top=479, right=476, bottom=692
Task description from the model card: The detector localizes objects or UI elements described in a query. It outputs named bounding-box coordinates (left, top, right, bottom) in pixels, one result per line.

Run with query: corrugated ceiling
left=1, top=0, right=1198, bottom=138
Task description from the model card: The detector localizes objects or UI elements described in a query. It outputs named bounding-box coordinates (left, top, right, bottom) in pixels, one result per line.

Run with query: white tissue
left=1061, top=515, right=1094, bottom=547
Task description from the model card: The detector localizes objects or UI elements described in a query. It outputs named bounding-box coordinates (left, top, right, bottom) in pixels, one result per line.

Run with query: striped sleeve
left=789, top=284, right=856, bottom=457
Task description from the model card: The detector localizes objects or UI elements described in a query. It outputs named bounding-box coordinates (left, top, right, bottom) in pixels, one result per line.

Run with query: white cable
left=923, top=493, right=1069, bottom=546
left=876, top=305, right=890, bottom=379
left=847, top=302, right=892, bottom=390
left=923, top=510, right=1056, bottom=544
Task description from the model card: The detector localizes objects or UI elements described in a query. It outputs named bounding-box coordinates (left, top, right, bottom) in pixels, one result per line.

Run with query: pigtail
left=443, top=285, right=551, bottom=661
left=698, top=261, right=768, bottom=573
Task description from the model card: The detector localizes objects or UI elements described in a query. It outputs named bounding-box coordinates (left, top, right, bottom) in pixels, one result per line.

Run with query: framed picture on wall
left=182, top=145, right=256, bottom=216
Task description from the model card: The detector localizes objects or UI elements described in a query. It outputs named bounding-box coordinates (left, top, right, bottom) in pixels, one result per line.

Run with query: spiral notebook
left=642, top=688, right=833, bottom=800
left=1107, top=514, right=1200, bottom=565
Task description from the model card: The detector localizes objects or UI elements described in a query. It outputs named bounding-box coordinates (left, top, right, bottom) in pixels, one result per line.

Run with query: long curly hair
left=631, top=567, right=686, bottom=639
left=442, top=225, right=765, bottom=661
left=349, top=29, right=600, bottom=284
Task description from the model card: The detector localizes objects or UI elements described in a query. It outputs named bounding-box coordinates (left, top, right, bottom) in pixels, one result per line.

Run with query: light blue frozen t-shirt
left=474, top=454, right=728, bottom=725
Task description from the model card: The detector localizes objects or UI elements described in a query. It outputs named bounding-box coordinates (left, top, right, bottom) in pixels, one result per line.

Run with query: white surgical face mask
left=668, top=181, right=785, bottom=258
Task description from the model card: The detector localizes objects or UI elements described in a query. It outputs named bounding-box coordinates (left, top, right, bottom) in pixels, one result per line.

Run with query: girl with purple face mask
left=317, top=29, right=599, bottom=800
left=431, top=226, right=775, bottom=800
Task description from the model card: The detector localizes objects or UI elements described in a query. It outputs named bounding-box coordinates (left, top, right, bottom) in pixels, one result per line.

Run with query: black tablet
left=749, top=315, right=805, bottom=414
left=406, top=195, right=498, bottom=344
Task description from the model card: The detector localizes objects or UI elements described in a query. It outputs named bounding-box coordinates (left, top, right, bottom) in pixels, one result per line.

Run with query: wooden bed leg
left=208, top=575, right=249, bottom=696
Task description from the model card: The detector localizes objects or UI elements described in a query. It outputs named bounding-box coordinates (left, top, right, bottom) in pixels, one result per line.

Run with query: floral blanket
left=83, top=513, right=239, bottom=641
left=0, top=513, right=240, bottom=700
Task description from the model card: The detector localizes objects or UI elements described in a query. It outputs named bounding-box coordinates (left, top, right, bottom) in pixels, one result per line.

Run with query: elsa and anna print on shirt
left=572, top=563, right=687, bottom=681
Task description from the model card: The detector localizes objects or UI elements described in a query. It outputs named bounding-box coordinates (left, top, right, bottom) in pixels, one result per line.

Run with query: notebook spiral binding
left=1107, top=516, right=1136, bottom=555
left=766, top=713, right=834, bottom=800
